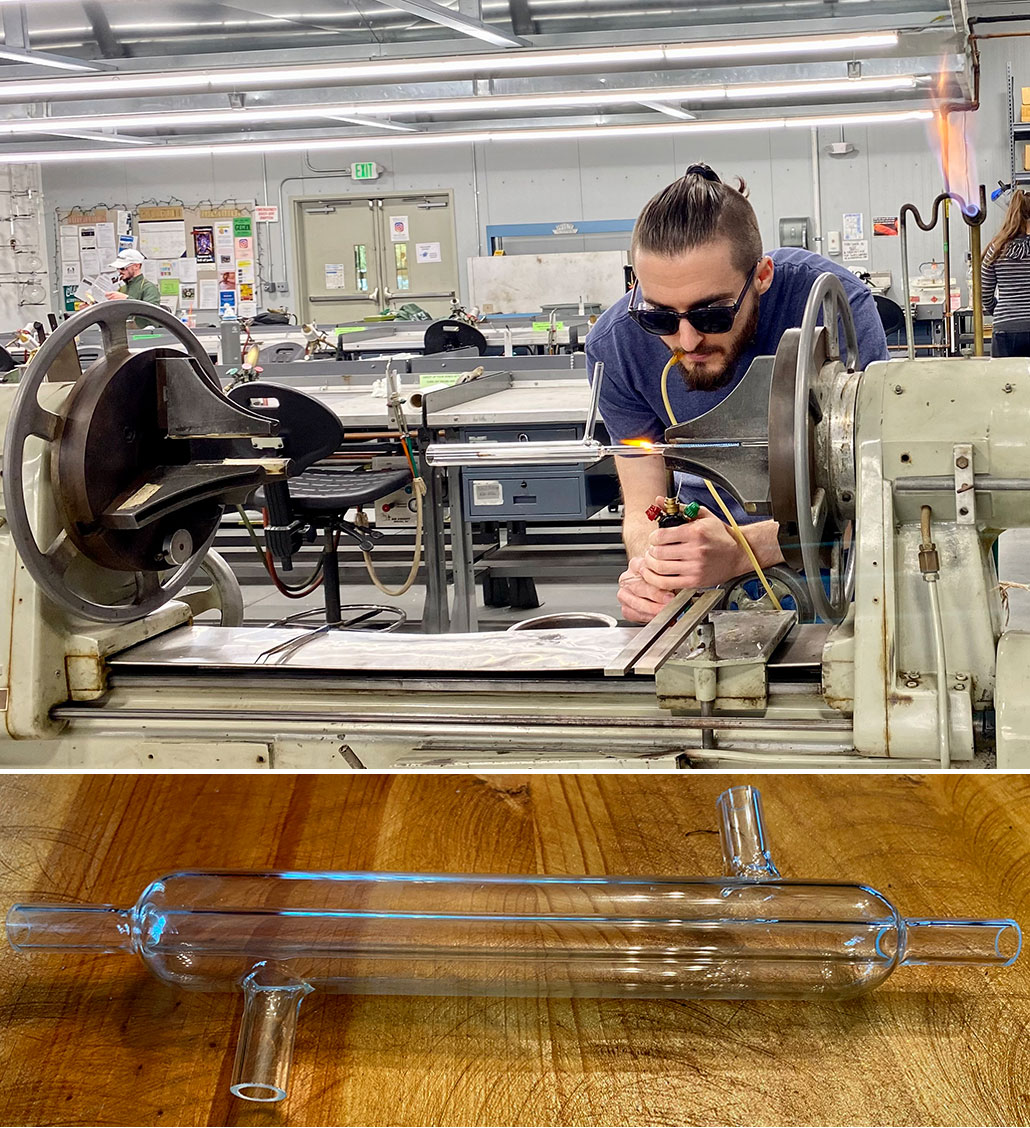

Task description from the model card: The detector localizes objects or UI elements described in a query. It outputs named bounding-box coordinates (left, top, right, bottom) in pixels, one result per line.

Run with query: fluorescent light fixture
left=0, top=109, right=933, bottom=164
left=0, top=74, right=920, bottom=136
left=0, top=31, right=900, bottom=102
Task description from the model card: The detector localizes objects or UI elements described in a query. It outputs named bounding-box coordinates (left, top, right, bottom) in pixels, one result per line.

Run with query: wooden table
left=0, top=773, right=1026, bottom=1127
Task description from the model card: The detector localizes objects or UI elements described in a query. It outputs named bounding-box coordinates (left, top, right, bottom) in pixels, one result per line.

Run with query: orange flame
left=620, top=438, right=658, bottom=449
left=929, top=59, right=977, bottom=214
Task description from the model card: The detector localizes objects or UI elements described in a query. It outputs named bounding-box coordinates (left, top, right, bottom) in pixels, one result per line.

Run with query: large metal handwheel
left=769, top=273, right=859, bottom=624
left=3, top=300, right=225, bottom=623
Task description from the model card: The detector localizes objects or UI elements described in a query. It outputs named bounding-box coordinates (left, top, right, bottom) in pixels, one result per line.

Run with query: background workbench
left=0, top=773, right=1027, bottom=1128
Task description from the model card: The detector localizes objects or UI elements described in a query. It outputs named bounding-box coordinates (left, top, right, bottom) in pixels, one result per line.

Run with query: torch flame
left=620, top=438, right=658, bottom=450
left=929, top=59, right=978, bottom=216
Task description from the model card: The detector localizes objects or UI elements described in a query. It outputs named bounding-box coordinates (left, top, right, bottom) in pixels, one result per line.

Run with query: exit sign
left=352, top=161, right=379, bottom=181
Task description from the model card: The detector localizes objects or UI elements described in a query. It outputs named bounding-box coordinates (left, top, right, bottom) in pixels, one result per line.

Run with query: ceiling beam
left=639, top=100, right=697, bottom=120
left=508, top=0, right=537, bottom=37
left=366, top=0, right=527, bottom=48
left=0, top=4, right=107, bottom=71
left=81, top=2, right=129, bottom=59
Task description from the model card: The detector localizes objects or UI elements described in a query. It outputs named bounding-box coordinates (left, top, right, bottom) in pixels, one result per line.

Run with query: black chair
left=423, top=319, right=488, bottom=355
left=227, top=381, right=412, bottom=627
left=874, top=294, right=906, bottom=343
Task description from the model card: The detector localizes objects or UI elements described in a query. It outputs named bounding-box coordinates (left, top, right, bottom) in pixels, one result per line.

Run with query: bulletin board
left=58, top=200, right=258, bottom=318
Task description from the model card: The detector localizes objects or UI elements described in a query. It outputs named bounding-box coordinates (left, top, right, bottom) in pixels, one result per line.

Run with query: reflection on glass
left=353, top=244, right=368, bottom=292
left=395, top=243, right=410, bottom=291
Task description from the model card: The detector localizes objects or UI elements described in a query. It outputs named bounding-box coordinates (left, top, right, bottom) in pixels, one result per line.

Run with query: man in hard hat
left=104, top=248, right=162, bottom=326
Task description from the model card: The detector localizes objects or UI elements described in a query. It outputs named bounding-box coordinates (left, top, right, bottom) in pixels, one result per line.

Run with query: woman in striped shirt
left=982, top=189, right=1030, bottom=357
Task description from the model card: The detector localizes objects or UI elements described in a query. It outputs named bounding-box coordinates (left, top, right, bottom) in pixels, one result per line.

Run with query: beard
left=674, top=296, right=761, bottom=392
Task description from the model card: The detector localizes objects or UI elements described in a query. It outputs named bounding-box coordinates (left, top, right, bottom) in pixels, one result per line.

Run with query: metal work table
left=339, top=324, right=578, bottom=355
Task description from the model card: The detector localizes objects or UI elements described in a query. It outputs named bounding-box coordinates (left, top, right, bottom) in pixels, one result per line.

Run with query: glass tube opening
left=899, top=919, right=1022, bottom=967
left=717, top=786, right=781, bottom=880
left=230, top=1082, right=287, bottom=1103
left=230, top=961, right=312, bottom=1104
left=6, top=904, right=132, bottom=952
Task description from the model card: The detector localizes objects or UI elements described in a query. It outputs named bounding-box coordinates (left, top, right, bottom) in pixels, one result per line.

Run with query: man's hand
left=104, top=291, right=128, bottom=301
left=638, top=499, right=751, bottom=592
left=617, top=555, right=676, bottom=623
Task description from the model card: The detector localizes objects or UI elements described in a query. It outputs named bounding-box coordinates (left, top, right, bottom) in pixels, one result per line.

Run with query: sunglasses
left=628, top=261, right=759, bottom=337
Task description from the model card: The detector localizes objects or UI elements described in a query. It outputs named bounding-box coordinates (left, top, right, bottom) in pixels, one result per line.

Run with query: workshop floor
left=241, top=577, right=622, bottom=630
left=235, top=528, right=1030, bottom=632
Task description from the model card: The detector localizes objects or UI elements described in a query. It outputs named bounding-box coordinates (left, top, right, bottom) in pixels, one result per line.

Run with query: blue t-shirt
left=587, top=247, right=889, bottom=446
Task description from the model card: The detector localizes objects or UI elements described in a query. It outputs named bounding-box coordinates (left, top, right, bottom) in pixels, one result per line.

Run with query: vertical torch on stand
left=900, top=185, right=987, bottom=359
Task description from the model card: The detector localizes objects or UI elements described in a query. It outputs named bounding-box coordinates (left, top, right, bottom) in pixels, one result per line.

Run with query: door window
left=394, top=243, right=410, bottom=291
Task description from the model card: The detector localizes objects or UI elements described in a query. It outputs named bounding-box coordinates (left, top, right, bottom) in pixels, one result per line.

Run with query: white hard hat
left=109, top=248, right=146, bottom=269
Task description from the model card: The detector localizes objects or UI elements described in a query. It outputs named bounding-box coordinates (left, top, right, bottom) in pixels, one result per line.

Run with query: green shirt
left=119, top=272, right=163, bottom=327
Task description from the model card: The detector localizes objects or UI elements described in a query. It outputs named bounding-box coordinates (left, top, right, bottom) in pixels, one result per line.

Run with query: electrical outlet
left=276, top=282, right=289, bottom=292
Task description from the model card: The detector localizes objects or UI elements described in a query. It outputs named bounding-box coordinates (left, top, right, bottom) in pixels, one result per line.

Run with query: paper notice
left=142, top=260, right=161, bottom=284
left=389, top=215, right=409, bottom=242
left=95, top=221, right=116, bottom=260
left=79, top=249, right=101, bottom=278
left=234, top=235, right=253, bottom=261
left=842, top=239, right=869, bottom=262
left=62, top=262, right=81, bottom=284
left=843, top=212, right=864, bottom=241
left=177, top=258, right=198, bottom=284
left=214, top=221, right=235, bottom=267
left=324, top=263, right=344, bottom=289
left=415, top=242, right=441, bottom=264
left=60, top=236, right=80, bottom=262
left=236, top=258, right=255, bottom=285
left=198, top=279, right=219, bottom=309
left=78, top=227, right=97, bottom=250
left=138, top=219, right=187, bottom=260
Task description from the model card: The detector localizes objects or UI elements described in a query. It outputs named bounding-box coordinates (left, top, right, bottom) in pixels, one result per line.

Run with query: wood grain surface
left=0, top=773, right=1027, bottom=1128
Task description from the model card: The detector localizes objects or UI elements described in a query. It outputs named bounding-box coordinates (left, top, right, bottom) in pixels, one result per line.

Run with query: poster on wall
left=842, top=239, right=869, bottom=262
left=873, top=216, right=900, bottom=236
left=192, top=226, right=215, bottom=262
left=218, top=289, right=238, bottom=319
left=416, top=242, right=442, bottom=263
left=390, top=215, right=409, bottom=242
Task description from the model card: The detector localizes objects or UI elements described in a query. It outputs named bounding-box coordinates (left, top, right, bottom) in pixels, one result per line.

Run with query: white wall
left=37, top=36, right=1029, bottom=317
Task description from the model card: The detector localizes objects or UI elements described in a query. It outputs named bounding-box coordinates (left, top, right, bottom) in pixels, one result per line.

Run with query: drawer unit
left=462, top=461, right=618, bottom=520
left=458, top=424, right=581, bottom=444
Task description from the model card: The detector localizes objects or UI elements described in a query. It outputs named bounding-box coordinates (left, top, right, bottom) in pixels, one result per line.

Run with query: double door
left=295, top=191, right=459, bottom=324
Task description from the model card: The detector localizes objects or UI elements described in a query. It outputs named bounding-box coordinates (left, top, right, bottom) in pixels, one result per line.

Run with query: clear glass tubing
left=423, top=438, right=669, bottom=467
left=6, top=786, right=1020, bottom=1103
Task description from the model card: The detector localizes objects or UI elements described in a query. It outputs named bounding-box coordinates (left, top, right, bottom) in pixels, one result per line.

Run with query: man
left=586, top=164, right=889, bottom=623
left=104, top=248, right=162, bottom=326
